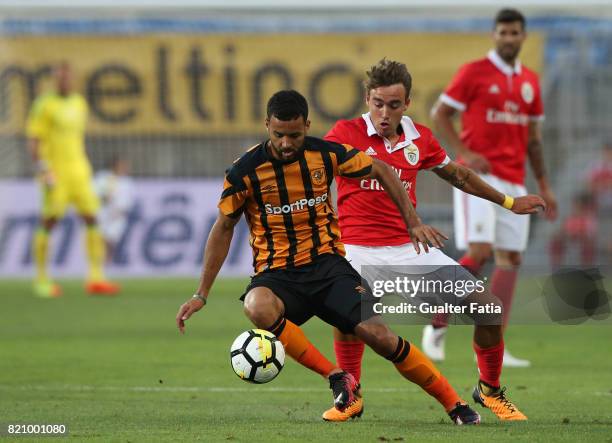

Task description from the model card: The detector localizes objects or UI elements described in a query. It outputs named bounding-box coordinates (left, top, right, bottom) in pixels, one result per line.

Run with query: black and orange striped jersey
left=218, top=136, right=373, bottom=274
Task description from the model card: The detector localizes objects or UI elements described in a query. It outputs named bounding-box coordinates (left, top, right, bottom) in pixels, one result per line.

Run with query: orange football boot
left=323, top=372, right=363, bottom=421
left=86, top=280, right=121, bottom=296
left=34, top=281, right=62, bottom=298
left=473, top=384, right=527, bottom=421
left=322, top=397, right=364, bottom=421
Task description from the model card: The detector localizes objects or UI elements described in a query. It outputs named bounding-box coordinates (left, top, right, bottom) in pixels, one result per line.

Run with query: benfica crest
left=521, top=82, right=534, bottom=104
left=403, top=143, right=420, bottom=166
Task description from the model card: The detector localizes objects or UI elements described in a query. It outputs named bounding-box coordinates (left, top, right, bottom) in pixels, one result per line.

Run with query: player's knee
left=81, top=214, right=98, bottom=226
left=468, top=243, right=493, bottom=263
left=508, top=252, right=522, bottom=266
left=243, top=288, right=283, bottom=329
left=466, top=288, right=503, bottom=326
left=42, top=217, right=58, bottom=231
left=495, top=250, right=522, bottom=267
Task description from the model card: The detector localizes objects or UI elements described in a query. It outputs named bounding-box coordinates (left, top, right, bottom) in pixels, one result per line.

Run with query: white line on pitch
left=0, top=384, right=418, bottom=393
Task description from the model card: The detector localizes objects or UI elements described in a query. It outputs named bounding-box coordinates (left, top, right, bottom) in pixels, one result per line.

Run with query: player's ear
left=265, top=118, right=270, bottom=130
left=305, top=119, right=311, bottom=131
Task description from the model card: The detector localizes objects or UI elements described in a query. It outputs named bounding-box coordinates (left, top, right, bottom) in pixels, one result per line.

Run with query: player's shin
left=85, top=225, right=106, bottom=281
left=490, top=267, right=519, bottom=327
left=33, top=227, right=50, bottom=281
left=389, top=337, right=463, bottom=412
left=267, top=316, right=337, bottom=378
left=333, top=328, right=365, bottom=383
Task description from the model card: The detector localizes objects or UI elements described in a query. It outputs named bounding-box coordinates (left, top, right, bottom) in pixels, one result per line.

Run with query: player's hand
left=463, top=151, right=491, bottom=174
left=176, top=297, right=206, bottom=334
left=408, top=224, right=448, bottom=254
left=538, top=187, right=558, bottom=221
left=511, top=194, right=546, bottom=215
left=39, top=170, right=56, bottom=188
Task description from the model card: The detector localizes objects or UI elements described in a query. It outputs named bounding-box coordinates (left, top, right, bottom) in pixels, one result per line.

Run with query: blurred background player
left=323, top=58, right=543, bottom=422
left=549, top=192, right=597, bottom=267
left=424, top=8, right=558, bottom=367
left=94, top=157, right=135, bottom=261
left=26, top=61, right=120, bottom=297
left=585, top=141, right=612, bottom=263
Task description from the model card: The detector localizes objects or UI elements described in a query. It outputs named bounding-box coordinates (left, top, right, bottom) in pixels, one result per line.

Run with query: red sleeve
left=441, top=64, right=474, bottom=112
left=324, top=121, right=348, bottom=144
left=420, top=132, right=450, bottom=170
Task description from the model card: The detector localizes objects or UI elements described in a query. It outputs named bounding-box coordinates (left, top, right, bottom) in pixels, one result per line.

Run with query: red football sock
left=490, top=267, right=518, bottom=326
left=458, top=254, right=483, bottom=276
left=334, top=339, right=365, bottom=383
left=473, top=340, right=504, bottom=388
left=431, top=312, right=450, bottom=328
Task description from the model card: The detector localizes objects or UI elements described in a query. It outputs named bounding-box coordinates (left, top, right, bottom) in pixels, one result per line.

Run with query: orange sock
left=268, top=317, right=336, bottom=378
left=388, top=337, right=462, bottom=412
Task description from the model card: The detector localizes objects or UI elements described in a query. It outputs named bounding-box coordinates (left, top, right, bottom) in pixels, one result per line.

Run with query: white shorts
left=345, top=243, right=460, bottom=274
left=453, top=174, right=529, bottom=252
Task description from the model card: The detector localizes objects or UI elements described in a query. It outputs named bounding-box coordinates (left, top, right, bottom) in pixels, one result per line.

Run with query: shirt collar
left=487, top=49, right=522, bottom=76
left=362, top=113, right=421, bottom=153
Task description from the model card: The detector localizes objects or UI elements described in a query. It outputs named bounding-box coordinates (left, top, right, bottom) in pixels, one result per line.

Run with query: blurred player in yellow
left=26, top=61, right=120, bottom=298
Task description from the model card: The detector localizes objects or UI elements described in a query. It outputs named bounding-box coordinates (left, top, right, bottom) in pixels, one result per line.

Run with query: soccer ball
left=230, top=329, right=285, bottom=383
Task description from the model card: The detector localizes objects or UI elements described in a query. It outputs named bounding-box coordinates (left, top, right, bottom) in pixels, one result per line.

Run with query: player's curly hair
left=266, top=90, right=309, bottom=121
left=364, top=58, right=412, bottom=98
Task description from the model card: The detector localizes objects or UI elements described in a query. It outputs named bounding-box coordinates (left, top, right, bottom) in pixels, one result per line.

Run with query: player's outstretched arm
left=176, top=211, right=240, bottom=333
left=370, top=159, right=448, bottom=254
left=433, top=161, right=546, bottom=215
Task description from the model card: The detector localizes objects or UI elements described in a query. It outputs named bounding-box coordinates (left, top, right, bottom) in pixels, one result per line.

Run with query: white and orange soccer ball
left=230, top=329, right=285, bottom=383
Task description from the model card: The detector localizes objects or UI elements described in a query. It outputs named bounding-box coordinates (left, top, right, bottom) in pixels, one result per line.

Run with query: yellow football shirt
left=26, top=92, right=90, bottom=176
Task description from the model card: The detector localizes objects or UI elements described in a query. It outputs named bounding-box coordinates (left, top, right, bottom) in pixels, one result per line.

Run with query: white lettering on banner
left=0, top=180, right=253, bottom=277
left=264, top=193, right=328, bottom=215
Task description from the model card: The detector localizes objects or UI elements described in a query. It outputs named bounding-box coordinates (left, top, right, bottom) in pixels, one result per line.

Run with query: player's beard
left=498, top=44, right=521, bottom=64
left=268, top=141, right=304, bottom=162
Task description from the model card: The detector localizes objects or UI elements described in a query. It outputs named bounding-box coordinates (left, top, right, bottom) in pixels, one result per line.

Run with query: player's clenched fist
left=511, top=194, right=546, bottom=214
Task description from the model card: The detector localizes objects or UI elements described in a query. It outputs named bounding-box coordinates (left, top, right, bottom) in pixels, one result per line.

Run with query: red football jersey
left=441, top=50, right=544, bottom=184
left=326, top=114, right=449, bottom=246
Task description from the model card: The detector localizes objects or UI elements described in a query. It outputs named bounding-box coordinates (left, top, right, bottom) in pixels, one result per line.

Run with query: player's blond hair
left=364, top=58, right=412, bottom=98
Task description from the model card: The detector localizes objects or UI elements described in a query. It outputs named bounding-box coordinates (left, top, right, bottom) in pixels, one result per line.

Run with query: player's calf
left=354, top=318, right=470, bottom=417
left=353, top=317, right=398, bottom=357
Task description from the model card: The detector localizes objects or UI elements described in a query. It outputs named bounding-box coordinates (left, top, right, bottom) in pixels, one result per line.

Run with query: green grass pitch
left=1, top=278, right=611, bottom=442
